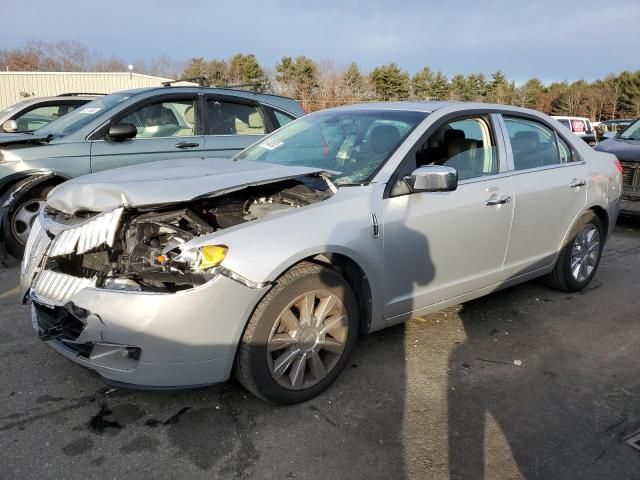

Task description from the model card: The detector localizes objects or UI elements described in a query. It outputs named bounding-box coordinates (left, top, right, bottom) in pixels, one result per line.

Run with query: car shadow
left=446, top=243, right=640, bottom=479
left=3, top=213, right=640, bottom=479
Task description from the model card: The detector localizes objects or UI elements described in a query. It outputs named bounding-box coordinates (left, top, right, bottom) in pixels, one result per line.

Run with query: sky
left=2, top=0, right=639, bottom=83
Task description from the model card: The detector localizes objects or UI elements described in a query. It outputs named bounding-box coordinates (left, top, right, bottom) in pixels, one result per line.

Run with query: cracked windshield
left=236, top=109, right=426, bottom=184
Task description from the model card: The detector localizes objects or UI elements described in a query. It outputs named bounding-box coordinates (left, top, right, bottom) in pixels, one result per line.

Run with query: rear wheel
left=545, top=211, right=604, bottom=292
left=235, top=262, right=359, bottom=404
left=5, top=185, right=50, bottom=258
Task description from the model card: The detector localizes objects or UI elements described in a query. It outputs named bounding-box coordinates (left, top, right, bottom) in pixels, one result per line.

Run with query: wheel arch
left=554, top=205, right=609, bottom=267
left=0, top=171, right=69, bottom=244
left=252, top=248, right=379, bottom=336
left=0, top=170, right=69, bottom=199
left=588, top=205, right=609, bottom=240
left=307, top=252, right=374, bottom=334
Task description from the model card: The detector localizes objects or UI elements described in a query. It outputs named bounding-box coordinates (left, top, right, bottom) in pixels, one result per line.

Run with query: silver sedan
left=20, top=101, right=622, bottom=403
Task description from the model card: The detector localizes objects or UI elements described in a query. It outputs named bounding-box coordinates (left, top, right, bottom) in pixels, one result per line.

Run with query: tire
left=235, top=261, right=359, bottom=404
left=544, top=211, right=604, bottom=292
left=5, top=185, right=51, bottom=259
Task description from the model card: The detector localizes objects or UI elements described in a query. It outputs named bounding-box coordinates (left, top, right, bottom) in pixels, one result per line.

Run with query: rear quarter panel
left=583, top=148, right=622, bottom=237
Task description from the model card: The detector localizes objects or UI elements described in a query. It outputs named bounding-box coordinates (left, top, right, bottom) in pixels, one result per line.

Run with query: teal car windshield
left=618, top=118, right=640, bottom=140
left=36, top=93, right=132, bottom=137
left=235, top=109, right=427, bottom=185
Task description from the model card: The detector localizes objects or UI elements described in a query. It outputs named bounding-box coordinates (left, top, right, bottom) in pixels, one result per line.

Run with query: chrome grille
left=23, top=207, right=124, bottom=305
left=48, top=207, right=123, bottom=257
left=20, top=217, right=51, bottom=283
left=31, top=270, right=96, bottom=306
left=621, top=161, right=639, bottom=195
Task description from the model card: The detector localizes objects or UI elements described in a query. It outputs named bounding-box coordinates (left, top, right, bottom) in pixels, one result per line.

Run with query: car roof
left=113, top=86, right=302, bottom=114
left=324, top=100, right=550, bottom=116
left=601, top=119, right=633, bottom=123
left=114, top=86, right=293, bottom=101
left=10, top=95, right=100, bottom=106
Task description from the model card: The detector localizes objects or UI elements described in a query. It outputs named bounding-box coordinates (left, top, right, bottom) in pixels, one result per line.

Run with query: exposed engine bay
left=45, top=175, right=332, bottom=292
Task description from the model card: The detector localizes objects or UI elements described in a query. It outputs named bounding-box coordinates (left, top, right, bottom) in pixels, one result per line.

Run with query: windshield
left=618, top=118, right=640, bottom=140
left=35, top=93, right=132, bottom=137
left=235, top=109, right=427, bottom=185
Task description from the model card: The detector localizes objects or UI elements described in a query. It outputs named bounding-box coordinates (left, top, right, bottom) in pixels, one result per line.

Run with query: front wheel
left=235, top=262, right=359, bottom=404
left=5, top=185, right=50, bottom=259
left=545, top=211, right=604, bottom=292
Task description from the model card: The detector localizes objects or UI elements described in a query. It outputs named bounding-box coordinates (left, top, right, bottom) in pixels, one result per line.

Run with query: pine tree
left=412, top=67, right=433, bottom=99
left=343, top=62, right=365, bottom=97
left=429, top=71, right=450, bottom=100
left=182, top=58, right=208, bottom=79
left=369, top=63, right=410, bottom=101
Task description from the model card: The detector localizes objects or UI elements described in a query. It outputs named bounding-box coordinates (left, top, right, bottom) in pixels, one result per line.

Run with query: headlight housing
left=194, top=245, right=228, bottom=270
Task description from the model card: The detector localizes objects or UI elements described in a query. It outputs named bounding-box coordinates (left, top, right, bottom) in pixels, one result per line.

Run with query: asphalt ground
left=1, top=218, right=639, bottom=480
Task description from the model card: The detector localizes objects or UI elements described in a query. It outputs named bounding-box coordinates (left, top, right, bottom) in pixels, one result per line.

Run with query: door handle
left=485, top=195, right=511, bottom=206
left=569, top=180, right=586, bottom=188
left=175, top=142, right=200, bottom=149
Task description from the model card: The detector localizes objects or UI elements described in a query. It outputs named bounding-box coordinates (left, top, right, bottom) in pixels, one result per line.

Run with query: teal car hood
left=47, top=157, right=330, bottom=214
left=0, top=133, right=51, bottom=147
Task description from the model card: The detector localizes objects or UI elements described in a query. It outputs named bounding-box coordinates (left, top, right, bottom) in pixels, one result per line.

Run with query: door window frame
left=385, top=111, right=507, bottom=198
left=88, top=93, right=200, bottom=141
left=497, top=113, right=583, bottom=175
left=202, top=94, right=275, bottom=136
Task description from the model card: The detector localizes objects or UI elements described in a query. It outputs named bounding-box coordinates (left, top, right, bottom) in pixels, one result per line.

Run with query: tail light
left=614, top=158, right=623, bottom=173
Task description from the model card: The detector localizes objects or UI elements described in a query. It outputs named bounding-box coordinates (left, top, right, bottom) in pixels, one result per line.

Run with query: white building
left=0, top=72, right=180, bottom=109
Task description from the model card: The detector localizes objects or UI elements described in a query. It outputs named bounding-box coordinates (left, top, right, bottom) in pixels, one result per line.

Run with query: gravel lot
left=1, top=219, right=639, bottom=480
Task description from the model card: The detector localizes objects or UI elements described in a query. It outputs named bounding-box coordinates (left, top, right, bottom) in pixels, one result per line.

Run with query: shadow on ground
left=1, top=222, right=640, bottom=479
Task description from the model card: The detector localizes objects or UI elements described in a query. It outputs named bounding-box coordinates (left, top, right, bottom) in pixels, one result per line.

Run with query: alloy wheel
left=570, top=223, right=600, bottom=283
left=11, top=199, right=45, bottom=245
left=267, top=289, right=348, bottom=390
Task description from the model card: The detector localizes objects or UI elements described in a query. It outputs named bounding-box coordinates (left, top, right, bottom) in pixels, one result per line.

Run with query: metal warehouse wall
left=0, top=72, right=175, bottom=109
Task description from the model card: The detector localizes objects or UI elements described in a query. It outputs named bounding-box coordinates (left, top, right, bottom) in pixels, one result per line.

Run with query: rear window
left=273, top=110, right=296, bottom=128
left=571, top=120, right=585, bottom=133
left=504, top=116, right=572, bottom=170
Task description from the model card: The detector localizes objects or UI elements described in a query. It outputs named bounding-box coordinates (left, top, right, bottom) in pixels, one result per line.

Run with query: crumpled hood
left=47, top=157, right=329, bottom=214
left=594, top=137, right=640, bottom=162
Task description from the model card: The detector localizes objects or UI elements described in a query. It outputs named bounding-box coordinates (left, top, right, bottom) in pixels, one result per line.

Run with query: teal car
left=0, top=86, right=304, bottom=257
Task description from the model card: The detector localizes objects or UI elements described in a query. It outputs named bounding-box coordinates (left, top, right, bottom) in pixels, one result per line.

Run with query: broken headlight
left=115, top=209, right=225, bottom=290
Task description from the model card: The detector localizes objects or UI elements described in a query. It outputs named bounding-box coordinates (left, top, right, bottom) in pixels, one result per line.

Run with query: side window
left=207, top=100, right=265, bottom=135
left=503, top=117, right=564, bottom=170
left=273, top=109, right=295, bottom=128
left=414, top=116, right=498, bottom=181
left=119, top=99, right=196, bottom=138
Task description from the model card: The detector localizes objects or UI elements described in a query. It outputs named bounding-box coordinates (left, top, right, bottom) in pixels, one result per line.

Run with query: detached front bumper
left=30, top=274, right=268, bottom=388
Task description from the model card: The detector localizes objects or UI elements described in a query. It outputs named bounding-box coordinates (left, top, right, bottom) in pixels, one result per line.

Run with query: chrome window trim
left=89, top=134, right=202, bottom=143
left=498, top=113, right=585, bottom=173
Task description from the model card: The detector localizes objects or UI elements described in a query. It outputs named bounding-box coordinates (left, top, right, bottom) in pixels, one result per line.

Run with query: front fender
left=183, top=185, right=387, bottom=326
left=0, top=172, right=64, bottom=245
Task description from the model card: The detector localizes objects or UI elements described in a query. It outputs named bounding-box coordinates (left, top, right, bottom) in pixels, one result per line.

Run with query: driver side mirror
left=2, top=120, right=18, bottom=133
left=404, top=165, right=458, bottom=193
left=106, top=123, right=137, bottom=142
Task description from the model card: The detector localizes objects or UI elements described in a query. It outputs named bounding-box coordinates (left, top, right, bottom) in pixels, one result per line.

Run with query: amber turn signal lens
left=197, top=245, right=228, bottom=270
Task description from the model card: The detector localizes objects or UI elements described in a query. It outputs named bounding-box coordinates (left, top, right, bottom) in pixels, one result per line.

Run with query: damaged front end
left=22, top=173, right=333, bottom=376
left=24, top=173, right=333, bottom=302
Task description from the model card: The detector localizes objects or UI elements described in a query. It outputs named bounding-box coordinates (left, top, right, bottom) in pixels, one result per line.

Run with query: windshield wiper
left=37, top=133, right=57, bottom=144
